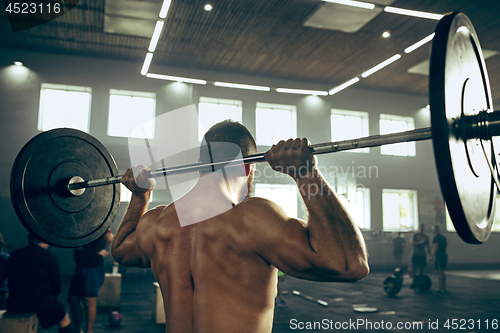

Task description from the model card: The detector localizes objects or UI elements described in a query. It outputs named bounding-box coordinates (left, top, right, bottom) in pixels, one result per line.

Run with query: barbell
left=9, top=12, right=499, bottom=247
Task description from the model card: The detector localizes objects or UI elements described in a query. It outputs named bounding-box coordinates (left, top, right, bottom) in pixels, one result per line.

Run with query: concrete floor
left=39, top=270, right=500, bottom=332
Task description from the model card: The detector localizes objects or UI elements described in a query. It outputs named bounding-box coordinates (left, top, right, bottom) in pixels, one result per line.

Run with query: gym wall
left=1, top=47, right=499, bottom=275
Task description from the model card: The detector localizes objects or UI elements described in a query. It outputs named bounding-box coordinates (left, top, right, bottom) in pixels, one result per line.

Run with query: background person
left=392, top=232, right=405, bottom=269
left=0, top=232, right=9, bottom=310
left=276, top=270, right=287, bottom=308
left=6, top=234, right=72, bottom=333
left=430, top=225, right=448, bottom=293
left=68, top=228, right=113, bottom=333
left=410, top=223, right=430, bottom=288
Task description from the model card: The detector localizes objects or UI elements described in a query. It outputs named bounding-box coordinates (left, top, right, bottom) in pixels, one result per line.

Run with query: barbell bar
left=67, top=127, right=435, bottom=192
left=66, top=113, right=500, bottom=193
left=9, top=12, right=499, bottom=247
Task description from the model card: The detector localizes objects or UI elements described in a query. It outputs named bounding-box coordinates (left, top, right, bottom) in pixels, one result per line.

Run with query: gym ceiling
left=1, top=0, right=499, bottom=104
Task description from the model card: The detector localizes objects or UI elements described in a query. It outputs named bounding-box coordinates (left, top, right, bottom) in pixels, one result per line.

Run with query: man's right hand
left=121, top=165, right=156, bottom=195
left=264, top=138, right=317, bottom=179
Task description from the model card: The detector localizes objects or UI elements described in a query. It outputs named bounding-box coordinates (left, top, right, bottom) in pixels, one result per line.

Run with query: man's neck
left=196, top=172, right=244, bottom=205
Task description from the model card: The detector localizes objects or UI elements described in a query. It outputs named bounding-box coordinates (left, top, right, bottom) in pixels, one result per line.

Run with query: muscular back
left=136, top=198, right=278, bottom=333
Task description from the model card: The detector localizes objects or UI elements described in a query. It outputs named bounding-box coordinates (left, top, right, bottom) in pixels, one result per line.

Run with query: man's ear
left=244, top=164, right=251, bottom=177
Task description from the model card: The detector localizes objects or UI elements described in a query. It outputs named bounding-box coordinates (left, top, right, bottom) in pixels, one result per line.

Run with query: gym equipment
left=292, top=290, right=328, bottom=307
left=9, top=12, right=500, bottom=247
left=353, top=306, right=378, bottom=313
left=10, top=128, right=120, bottom=248
left=383, top=268, right=432, bottom=296
left=108, top=311, right=122, bottom=327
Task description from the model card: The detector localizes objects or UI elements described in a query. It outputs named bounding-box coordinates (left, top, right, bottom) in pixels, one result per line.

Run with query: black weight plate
left=383, top=276, right=402, bottom=296
left=414, top=274, right=432, bottom=292
left=430, top=12, right=495, bottom=244
left=10, top=128, right=120, bottom=247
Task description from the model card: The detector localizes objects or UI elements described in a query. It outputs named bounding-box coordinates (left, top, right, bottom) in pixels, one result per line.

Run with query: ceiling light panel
left=214, top=82, right=270, bottom=91
left=307, top=0, right=395, bottom=33
left=404, top=33, right=435, bottom=53
left=159, top=0, right=172, bottom=19
left=277, top=88, right=328, bottom=96
left=384, top=6, right=443, bottom=20
left=322, top=0, right=375, bottom=10
left=141, top=53, right=154, bottom=75
left=361, top=54, right=401, bottom=78
left=104, top=0, right=160, bottom=37
left=329, top=77, right=360, bottom=95
left=148, top=21, right=165, bottom=52
left=146, top=74, right=207, bottom=85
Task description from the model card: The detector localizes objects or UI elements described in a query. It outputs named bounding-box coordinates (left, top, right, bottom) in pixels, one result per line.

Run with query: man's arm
left=252, top=138, right=369, bottom=282
left=426, top=237, right=432, bottom=256
left=111, top=166, right=155, bottom=268
left=429, top=240, right=438, bottom=263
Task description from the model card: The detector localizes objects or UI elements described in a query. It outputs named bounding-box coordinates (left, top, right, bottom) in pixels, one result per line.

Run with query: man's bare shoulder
left=140, top=203, right=178, bottom=227
left=241, top=196, right=281, bottom=210
left=238, top=197, right=300, bottom=227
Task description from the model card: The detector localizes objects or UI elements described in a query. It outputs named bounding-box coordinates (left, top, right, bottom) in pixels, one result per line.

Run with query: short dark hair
left=200, top=120, right=257, bottom=166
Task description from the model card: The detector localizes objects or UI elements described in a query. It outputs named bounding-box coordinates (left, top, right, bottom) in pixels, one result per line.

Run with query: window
left=379, top=114, right=415, bottom=156
left=108, top=90, right=156, bottom=139
left=254, top=183, right=298, bottom=218
left=256, top=103, right=297, bottom=146
left=331, top=109, right=369, bottom=153
left=383, top=189, right=418, bottom=231
left=198, top=97, right=242, bottom=140
left=120, top=184, right=153, bottom=202
left=38, top=83, right=91, bottom=132
left=335, top=186, right=371, bottom=229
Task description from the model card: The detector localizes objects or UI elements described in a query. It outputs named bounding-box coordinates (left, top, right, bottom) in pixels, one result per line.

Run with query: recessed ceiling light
left=14, top=61, right=23, bottom=66
left=382, top=31, right=391, bottom=38
left=204, top=4, right=213, bottom=11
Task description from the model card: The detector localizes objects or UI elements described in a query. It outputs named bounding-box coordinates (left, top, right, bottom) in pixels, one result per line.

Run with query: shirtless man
left=112, top=120, right=369, bottom=333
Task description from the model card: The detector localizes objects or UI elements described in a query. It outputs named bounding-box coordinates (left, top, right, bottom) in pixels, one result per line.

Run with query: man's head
left=433, top=225, right=440, bottom=234
left=201, top=120, right=257, bottom=164
left=200, top=120, right=257, bottom=200
left=419, top=223, right=425, bottom=233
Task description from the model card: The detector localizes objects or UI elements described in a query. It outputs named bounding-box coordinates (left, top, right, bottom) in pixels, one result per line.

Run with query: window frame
left=382, top=188, right=419, bottom=231
left=198, top=97, right=243, bottom=141
left=379, top=114, right=416, bottom=156
left=38, top=83, right=92, bottom=132
left=331, top=109, right=370, bottom=153
left=255, top=102, right=297, bottom=146
left=254, top=183, right=298, bottom=218
left=107, top=89, right=156, bottom=139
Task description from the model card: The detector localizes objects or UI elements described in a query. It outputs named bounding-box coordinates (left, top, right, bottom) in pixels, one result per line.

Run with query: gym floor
left=41, top=269, right=500, bottom=333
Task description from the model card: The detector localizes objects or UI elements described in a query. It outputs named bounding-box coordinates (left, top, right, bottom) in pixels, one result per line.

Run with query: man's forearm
left=295, top=168, right=368, bottom=278
left=111, top=192, right=150, bottom=264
